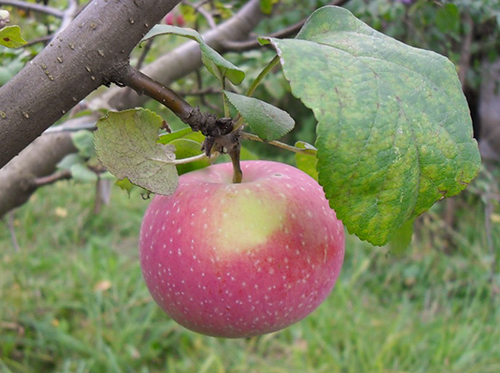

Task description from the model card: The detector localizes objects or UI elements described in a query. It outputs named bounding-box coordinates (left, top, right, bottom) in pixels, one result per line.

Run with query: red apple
left=139, top=160, right=345, bottom=338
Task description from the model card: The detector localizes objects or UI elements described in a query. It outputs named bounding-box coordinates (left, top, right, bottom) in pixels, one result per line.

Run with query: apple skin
left=139, top=161, right=345, bottom=338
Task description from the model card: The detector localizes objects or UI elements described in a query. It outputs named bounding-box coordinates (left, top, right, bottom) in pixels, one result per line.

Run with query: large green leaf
left=223, top=91, right=295, bottom=141
left=264, top=6, right=481, bottom=245
left=142, top=25, right=245, bottom=85
left=94, top=109, right=178, bottom=195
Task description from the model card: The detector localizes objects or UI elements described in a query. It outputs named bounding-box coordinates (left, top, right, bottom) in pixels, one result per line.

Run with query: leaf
left=142, top=25, right=245, bottom=85
left=223, top=91, right=295, bottom=141
left=0, top=25, right=27, bottom=48
left=158, top=126, right=205, bottom=144
left=94, top=109, right=178, bottom=195
left=115, top=178, right=135, bottom=196
left=294, top=141, right=318, bottom=180
left=264, top=6, right=481, bottom=246
left=387, top=218, right=414, bottom=255
left=170, top=138, right=210, bottom=175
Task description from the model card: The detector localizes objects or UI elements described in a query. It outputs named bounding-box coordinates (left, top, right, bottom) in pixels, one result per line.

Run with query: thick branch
left=0, top=0, right=265, bottom=217
left=120, top=65, right=194, bottom=120
left=0, top=132, right=76, bottom=216
left=0, top=0, right=182, bottom=168
left=0, top=115, right=98, bottom=217
left=118, top=65, right=233, bottom=137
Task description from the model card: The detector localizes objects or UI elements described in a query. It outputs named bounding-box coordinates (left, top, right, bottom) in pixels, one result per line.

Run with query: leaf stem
left=221, top=78, right=231, bottom=118
left=229, top=55, right=281, bottom=134
left=246, top=55, right=280, bottom=97
left=149, top=152, right=209, bottom=165
left=241, top=132, right=315, bottom=154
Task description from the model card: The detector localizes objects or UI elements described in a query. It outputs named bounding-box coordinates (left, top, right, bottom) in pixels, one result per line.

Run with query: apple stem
left=229, top=145, right=242, bottom=183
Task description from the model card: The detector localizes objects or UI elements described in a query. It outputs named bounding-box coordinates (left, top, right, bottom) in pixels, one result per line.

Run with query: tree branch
left=0, top=0, right=266, bottom=218
left=219, top=0, right=352, bottom=52
left=0, top=0, right=64, bottom=18
left=118, top=65, right=234, bottom=138
left=33, top=169, right=72, bottom=187
left=0, top=0, right=183, bottom=169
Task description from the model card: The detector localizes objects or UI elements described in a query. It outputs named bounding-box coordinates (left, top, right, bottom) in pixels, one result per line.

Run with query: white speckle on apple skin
left=139, top=160, right=345, bottom=338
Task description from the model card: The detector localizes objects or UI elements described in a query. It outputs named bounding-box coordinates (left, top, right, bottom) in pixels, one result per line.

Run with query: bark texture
left=0, top=0, right=182, bottom=168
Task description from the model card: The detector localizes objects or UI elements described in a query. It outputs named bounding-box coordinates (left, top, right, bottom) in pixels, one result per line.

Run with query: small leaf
left=158, top=126, right=205, bottom=144
left=224, top=91, right=295, bottom=141
left=94, top=109, right=178, bottom=195
left=142, top=25, right=244, bottom=85
left=170, top=138, right=210, bottom=175
left=294, top=141, right=318, bottom=180
left=0, top=25, right=27, bottom=48
left=266, top=6, right=481, bottom=245
left=116, top=178, right=135, bottom=196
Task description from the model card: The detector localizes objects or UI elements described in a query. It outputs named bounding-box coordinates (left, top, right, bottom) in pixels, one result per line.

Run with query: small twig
left=55, top=0, right=79, bottom=35
left=136, top=39, right=154, bottom=70
left=7, top=211, right=20, bottom=252
left=19, top=34, right=53, bottom=47
left=120, top=65, right=197, bottom=120
left=0, top=0, right=64, bottom=18
left=118, top=64, right=233, bottom=139
left=187, top=0, right=211, bottom=11
left=33, top=169, right=72, bottom=187
left=241, top=132, right=315, bottom=154
left=196, top=5, right=217, bottom=29
left=194, top=69, right=221, bottom=114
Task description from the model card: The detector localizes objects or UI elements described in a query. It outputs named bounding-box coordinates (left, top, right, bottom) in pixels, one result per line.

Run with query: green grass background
left=1, top=180, right=499, bottom=373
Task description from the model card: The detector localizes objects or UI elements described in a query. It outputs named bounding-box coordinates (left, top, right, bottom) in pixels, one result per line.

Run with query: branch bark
left=0, top=0, right=182, bottom=168
left=0, top=0, right=266, bottom=218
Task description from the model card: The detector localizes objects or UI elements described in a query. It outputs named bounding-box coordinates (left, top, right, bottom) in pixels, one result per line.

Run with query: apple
left=139, top=160, right=345, bottom=338
left=164, top=12, right=185, bottom=27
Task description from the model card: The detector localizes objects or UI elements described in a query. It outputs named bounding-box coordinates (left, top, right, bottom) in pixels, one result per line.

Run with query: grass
left=0, top=179, right=499, bottom=373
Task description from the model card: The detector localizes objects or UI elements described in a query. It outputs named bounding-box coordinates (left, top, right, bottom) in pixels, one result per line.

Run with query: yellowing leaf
left=95, top=109, right=178, bottom=195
